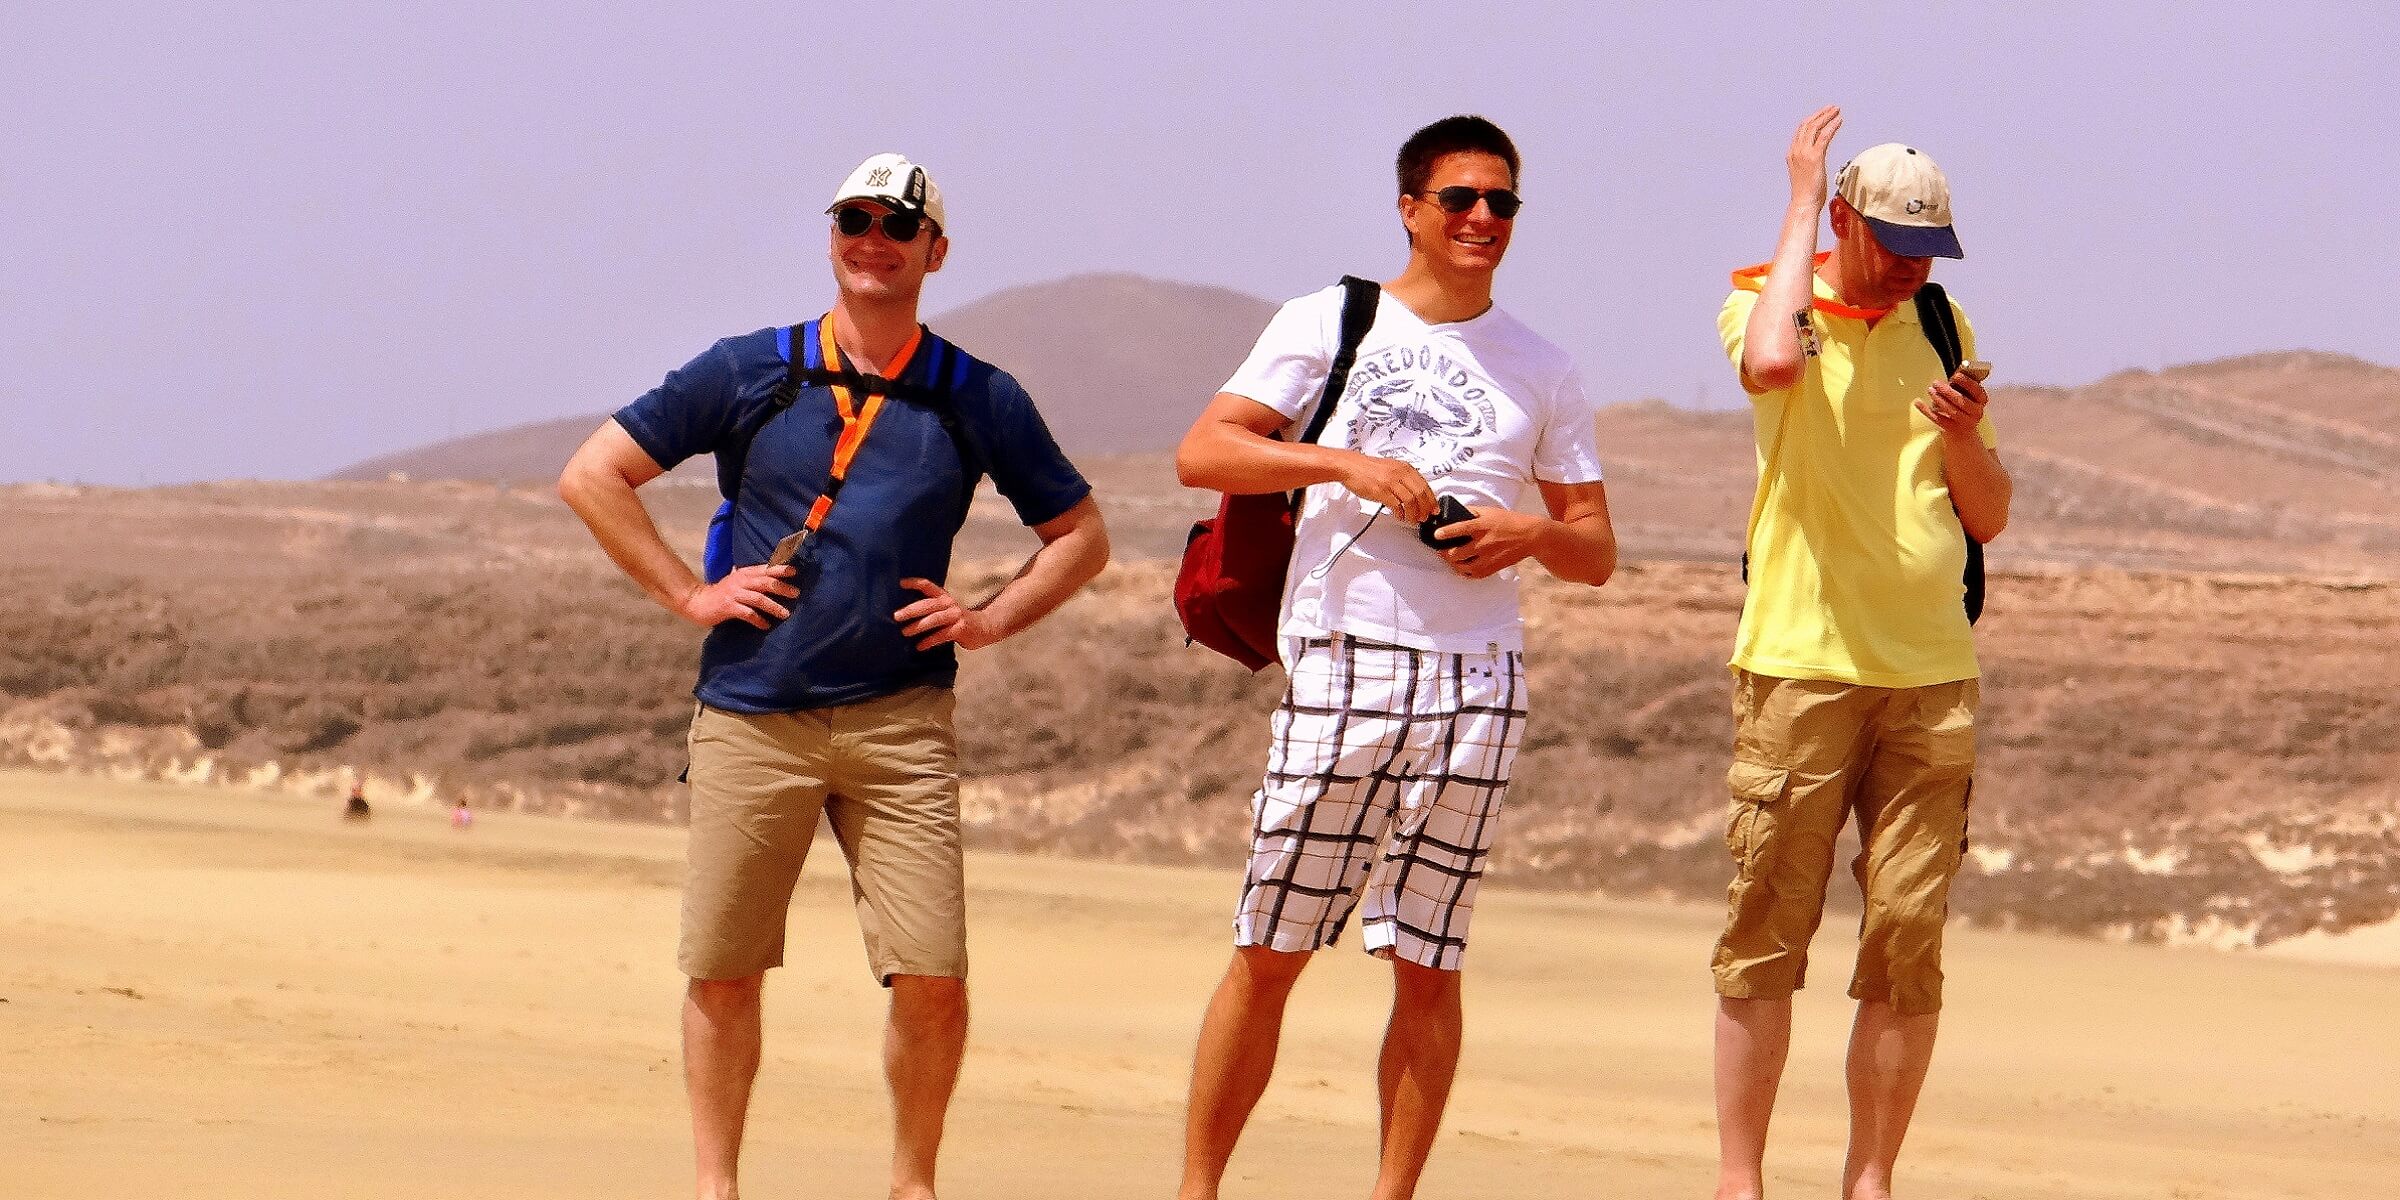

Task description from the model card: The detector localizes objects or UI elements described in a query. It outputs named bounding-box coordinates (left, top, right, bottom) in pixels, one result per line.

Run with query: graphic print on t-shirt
left=1340, top=344, right=1499, bottom=478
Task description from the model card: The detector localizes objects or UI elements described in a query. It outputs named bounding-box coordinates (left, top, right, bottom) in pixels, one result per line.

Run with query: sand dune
left=5, top=770, right=2395, bottom=1199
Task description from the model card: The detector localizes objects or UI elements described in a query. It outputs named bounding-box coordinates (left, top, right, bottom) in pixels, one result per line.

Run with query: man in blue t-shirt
left=559, top=153, right=1108, bottom=1200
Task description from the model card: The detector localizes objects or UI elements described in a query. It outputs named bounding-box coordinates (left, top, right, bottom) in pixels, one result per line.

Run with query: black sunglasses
left=832, top=205, right=929, bottom=242
left=1418, top=186, right=1522, bottom=220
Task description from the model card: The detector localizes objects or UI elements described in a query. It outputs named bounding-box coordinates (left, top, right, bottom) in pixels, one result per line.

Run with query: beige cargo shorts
left=680, top=687, right=966, bottom=985
left=1710, top=669, right=1977, bottom=1016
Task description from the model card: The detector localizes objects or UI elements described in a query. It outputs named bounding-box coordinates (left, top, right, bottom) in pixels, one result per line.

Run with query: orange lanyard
left=801, top=315, right=922, bottom=534
left=1729, top=252, right=1895, bottom=322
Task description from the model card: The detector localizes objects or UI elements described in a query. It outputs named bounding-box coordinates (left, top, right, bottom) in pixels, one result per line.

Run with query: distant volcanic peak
left=2159, top=349, right=2386, bottom=379
left=938, top=271, right=1275, bottom=316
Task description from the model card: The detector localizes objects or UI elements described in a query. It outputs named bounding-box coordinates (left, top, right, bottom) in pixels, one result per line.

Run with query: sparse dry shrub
left=546, top=736, right=678, bottom=789
left=462, top=717, right=538, bottom=761
left=367, top=687, right=449, bottom=723
left=537, top=710, right=619, bottom=748
left=4, top=481, right=2393, bottom=948
left=275, top=700, right=362, bottom=753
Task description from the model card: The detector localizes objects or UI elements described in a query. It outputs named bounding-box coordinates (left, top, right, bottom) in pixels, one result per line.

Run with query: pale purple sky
left=6, top=2, right=2391, bottom=485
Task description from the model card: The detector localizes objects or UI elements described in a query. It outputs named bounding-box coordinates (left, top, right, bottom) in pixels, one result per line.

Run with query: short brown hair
left=1396, top=115, right=1521, bottom=197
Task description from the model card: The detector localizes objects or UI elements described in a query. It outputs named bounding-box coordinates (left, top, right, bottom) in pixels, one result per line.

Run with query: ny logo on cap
left=865, top=166, right=893, bottom=188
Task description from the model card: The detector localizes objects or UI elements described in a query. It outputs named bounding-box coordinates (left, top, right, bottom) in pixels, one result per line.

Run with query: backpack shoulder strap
left=717, top=322, right=810, bottom=504
left=911, top=332, right=988, bottom=486
left=1284, top=277, right=1380, bottom=509
left=1914, top=283, right=1964, bottom=375
left=1913, top=282, right=1987, bottom=623
left=1296, top=276, right=1381, bottom=446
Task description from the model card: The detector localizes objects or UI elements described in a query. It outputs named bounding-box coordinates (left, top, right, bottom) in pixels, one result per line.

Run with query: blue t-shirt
left=613, top=322, right=1091, bottom=713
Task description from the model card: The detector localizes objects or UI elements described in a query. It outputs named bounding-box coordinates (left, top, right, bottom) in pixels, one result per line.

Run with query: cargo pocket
left=1724, top=757, right=1791, bottom=872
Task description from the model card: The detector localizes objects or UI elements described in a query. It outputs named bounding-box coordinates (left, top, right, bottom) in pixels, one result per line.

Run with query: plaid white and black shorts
left=1233, top=633, right=1528, bottom=971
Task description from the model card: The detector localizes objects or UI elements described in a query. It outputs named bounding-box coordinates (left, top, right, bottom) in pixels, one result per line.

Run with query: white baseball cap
left=1835, top=143, right=1962, bottom=259
left=826, top=152, right=946, bottom=233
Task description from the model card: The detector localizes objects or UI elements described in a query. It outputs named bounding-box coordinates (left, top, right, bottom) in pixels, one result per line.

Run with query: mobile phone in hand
left=1961, top=360, right=1992, bottom=382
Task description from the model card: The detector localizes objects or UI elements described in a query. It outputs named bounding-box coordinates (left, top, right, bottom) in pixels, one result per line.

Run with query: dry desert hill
left=5, top=275, right=2396, bottom=956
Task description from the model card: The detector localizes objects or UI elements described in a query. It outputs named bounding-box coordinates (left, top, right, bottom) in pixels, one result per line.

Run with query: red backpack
left=1174, top=277, right=1381, bottom=670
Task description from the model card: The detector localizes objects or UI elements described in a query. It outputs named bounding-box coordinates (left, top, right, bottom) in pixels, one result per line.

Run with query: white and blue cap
left=827, top=152, right=946, bottom=233
left=1835, top=143, right=1962, bottom=259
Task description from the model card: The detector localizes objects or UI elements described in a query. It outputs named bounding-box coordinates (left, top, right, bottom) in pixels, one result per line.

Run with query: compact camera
left=1417, top=495, right=1474, bottom=551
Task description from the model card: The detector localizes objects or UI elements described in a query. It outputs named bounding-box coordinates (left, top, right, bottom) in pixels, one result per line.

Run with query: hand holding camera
left=1417, top=495, right=1474, bottom=550
left=1417, top=495, right=1552, bottom=581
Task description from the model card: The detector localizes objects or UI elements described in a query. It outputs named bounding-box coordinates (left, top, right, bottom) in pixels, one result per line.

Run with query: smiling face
left=827, top=201, right=948, bottom=307
left=1400, top=150, right=1515, bottom=277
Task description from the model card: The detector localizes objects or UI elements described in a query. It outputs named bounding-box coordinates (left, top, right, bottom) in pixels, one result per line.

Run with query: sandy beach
left=5, top=769, right=2394, bottom=1199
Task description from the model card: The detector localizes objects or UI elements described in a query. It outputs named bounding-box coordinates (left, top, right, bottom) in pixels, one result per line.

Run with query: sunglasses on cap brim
left=1417, top=186, right=1522, bottom=219
left=831, top=205, right=931, bottom=242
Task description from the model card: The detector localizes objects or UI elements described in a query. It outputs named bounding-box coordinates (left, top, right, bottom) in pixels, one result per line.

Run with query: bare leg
left=1369, top=957, right=1463, bottom=1200
left=685, top=974, right=766, bottom=1200
left=886, top=974, right=969, bottom=1200
left=1713, top=995, right=1794, bottom=1200
left=1840, top=1000, right=1939, bottom=1200
left=1178, top=946, right=1313, bottom=1200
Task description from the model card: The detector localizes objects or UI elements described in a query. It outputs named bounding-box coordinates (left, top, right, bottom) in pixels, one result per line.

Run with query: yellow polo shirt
left=1718, top=278, right=1996, bottom=688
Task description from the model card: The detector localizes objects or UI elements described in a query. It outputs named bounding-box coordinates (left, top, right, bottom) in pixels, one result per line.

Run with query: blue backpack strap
left=704, top=319, right=812, bottom=582
left=919, top=333, right=985, bottom=487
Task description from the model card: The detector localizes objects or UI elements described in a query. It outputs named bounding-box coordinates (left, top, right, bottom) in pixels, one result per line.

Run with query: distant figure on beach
left=341, top=782, right=370, bottom=822
left=1709, top=107, right=2011, bottom=1200
left=558, top=153, right=1108, bottom=1200
left=449, top=798, right=472, bottom=830
left=1169, top=115, right=1616, bottom=1200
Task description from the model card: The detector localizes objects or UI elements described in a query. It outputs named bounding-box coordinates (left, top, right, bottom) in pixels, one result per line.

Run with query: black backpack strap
left=715, top=324, right=810, bottom=507
left=1914, top=283, right=1964, bottom=375
left=1915, top=282, right=1985, bottom=624
left=1298, top=276, right=1381, bottom=445
left=913, top=335, right=988, bottom=507
left=787, top=366, right=949, bottom=406
left=719, top=324, right=987, bottom=504
left=1287, top=276, right=1381, bottom=507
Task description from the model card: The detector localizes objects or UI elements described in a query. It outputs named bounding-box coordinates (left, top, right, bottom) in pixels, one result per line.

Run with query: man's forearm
left=1177, top=421, right=1356, bottom=496
left=1532, top=514, right=1617, bottom=586
left=1742, top=201, right=1822, bottom=390
left=1943, top=438, right=2013, bottom=543
left=560, top=468, right=701, bottom=615
left=970, top=510, right=1110, bottom=641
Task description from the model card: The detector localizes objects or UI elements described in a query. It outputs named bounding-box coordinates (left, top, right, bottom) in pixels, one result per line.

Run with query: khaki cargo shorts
left=1710, top=669, right=1976, bottom=1016
left=680, top=687, right=966, bottom=985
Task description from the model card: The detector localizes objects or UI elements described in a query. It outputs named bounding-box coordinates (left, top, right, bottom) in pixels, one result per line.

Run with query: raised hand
left=1788, top=105, right=1844, bottom=210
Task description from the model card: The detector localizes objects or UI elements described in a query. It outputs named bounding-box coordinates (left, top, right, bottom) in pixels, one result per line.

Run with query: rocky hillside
left=2, top=479, right=2392, bottom=952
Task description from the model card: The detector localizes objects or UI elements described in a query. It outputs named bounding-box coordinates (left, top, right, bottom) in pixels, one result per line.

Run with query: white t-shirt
left=1221, top=284, right=1606, bottom=654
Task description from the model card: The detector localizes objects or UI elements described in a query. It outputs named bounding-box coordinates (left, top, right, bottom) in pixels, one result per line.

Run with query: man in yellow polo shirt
left=1708, top=106, right=2012, bottom=1200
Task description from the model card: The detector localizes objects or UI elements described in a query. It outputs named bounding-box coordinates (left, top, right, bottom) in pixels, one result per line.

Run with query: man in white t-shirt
left=1170, top=115, right=1619, bottom=1200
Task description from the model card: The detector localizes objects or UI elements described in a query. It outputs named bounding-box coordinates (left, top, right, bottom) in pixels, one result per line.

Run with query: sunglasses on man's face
left=833, top=205, right=928, bottom=243
left=1419, top=186, right=1522, bottom=220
